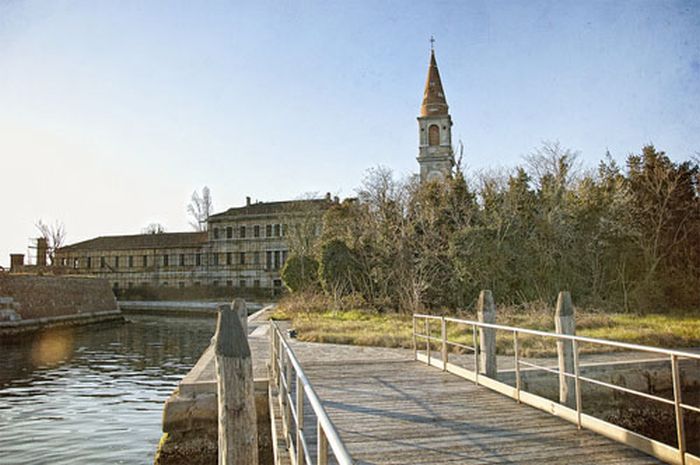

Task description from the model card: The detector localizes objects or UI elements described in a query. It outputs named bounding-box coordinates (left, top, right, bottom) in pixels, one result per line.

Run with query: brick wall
left=0, top=274, right=118, bottom=320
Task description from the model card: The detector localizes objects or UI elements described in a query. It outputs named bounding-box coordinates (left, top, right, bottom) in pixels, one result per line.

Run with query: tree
left=35, top=219, right=66, bottom=265
left=187, top=186, right=213, bottom=231
left=142, top=223, right=166, bottom=234
left=281, top=255, right=320, bottom=292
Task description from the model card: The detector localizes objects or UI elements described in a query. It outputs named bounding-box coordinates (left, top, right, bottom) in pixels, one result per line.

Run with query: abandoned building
left=53, top=195, right=336, bottom=294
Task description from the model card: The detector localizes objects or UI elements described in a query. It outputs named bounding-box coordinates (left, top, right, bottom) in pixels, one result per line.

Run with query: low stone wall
left=0, top=274, right=121, bottom=336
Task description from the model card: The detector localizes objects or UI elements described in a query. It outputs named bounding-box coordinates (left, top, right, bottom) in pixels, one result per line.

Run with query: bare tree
left=142, top=223, right=166, bottom=234
left=187, top=186, right=213, bottom=231
left=35, top=219, right=66, bottom=265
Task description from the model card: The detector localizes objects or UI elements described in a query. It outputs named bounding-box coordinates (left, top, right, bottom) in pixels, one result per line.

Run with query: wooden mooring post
left=478, top=290, right=497, bottom=379
left=214, top=302, right=258, bottom=465
left=555, top=291, right=576, bottom=409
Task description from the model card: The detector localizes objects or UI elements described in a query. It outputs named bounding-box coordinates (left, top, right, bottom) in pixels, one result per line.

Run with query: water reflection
left=0, top=315, right=215, bottom=465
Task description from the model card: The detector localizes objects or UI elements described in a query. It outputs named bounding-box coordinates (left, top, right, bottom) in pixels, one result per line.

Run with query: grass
left=271, top=295, right=700, bottom=357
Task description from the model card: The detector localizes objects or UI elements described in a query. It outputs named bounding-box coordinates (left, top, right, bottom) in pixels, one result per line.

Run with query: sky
left=0, top=0, right=699, bottom=266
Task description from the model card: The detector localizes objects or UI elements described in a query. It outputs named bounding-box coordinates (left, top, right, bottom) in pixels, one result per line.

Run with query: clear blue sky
left=1, top=1, right=698, bottom=265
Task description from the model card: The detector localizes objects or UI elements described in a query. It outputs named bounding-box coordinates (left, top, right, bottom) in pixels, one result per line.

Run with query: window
left=143, top=255, right=148, bottom=267
left=226, top=226, right=233, bottom=239
left=162, top=281, right=168, bottom=287
left=282, top=250, right=288, bottom=266
left=180, top=254, right=185, bottom=266
left=239, top=225, right=246, bottom=238
left=282, top=224, right=288, bottom=236
left=212, top=280, right=219, bottom=287
left=128, top=282, right=133, bottom=288
left=266, top=251, right=272, bottom=270
left=273, top=279, right=282, bottom=288
left=213, top=253, right=219, bottom=266
left=73, top=258, right=78, bottom=269
left=115, top=256, right=120, bottom=268
left=100, top=256, right=106, bottom=268
left=213, top=228, right=219, bottom=239
left=128, top=256, right=134, bottom=268
left=226, top=280, right=233, bottom=287
left=239, top=279, right=246, bottom=288
left=142, top=282, right=149, bottom=288
left=253, top=279, right=260, bottom=288
left=274, top=251, right=280, bottom=270
left=274, top=224, right=280, bottom=237
left=196, top=254, right=201, bottom=266
left=87, top=257, right=92, bottom=268
left=239, top=252, right=245, bottom=265
left=253, top=251, right=260, bottom=265
left=178, top=282, right=185, bottom=288
left=266, top=224, right=272, bottom=237
left=428, top=124, right=440, bottom=146
left=254, top=225, right=260, bottom=237
left=113, top=282, right=119, bottom=289
left=194, top=281, right=201, bottom=287
left=163, top=254, right=169, bottom=266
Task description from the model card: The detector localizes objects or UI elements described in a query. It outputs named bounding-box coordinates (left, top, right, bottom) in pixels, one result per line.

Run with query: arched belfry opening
left=428, top=125, right=440, bottom=146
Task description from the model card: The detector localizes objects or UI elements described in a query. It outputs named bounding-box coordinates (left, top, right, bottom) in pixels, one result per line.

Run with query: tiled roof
left=209, top=198, right=332, bottom=220
left=58, top=231, right=208, bottom=253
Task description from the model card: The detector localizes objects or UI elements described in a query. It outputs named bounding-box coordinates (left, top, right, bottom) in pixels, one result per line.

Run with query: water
left=0, top=316, right=216, bottom=465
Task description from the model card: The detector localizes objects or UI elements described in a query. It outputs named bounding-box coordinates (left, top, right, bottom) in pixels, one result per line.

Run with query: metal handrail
left=412, top=313, right=700, bottom=465
left=270, top=320, right=354, bottom=465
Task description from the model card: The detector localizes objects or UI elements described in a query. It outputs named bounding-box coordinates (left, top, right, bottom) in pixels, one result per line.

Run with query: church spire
left=420, top=47, right=449, bottom=117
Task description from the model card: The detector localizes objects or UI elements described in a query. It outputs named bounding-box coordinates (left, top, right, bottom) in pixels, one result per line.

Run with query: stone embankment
left=0, top=274, right=122, bottom=337
left=118, top=300, right=267, bottom=317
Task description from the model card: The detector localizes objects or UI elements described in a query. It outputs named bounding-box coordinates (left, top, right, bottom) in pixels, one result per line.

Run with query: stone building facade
left=55, top=196, right=335, bottom=294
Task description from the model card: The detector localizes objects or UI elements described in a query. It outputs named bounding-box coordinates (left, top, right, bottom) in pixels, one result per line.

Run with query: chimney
left=325, top=192, right=331, bottom=201
left=36, top=238, right=48, bottom=267
left=246, top=196, right=251, bottom=206
left=10, top=254, right=24, bottom=271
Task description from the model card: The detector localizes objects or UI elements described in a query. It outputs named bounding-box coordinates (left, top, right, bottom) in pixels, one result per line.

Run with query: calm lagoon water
left=0, top=315, right=216, bottom=465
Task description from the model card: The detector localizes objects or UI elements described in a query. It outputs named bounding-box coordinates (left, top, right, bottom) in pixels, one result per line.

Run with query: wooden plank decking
left=289, top=343, right=662, bottom=465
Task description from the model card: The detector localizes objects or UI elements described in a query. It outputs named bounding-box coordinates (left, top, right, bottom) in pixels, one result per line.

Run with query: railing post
left=513, top=330, right=521, bottom=403
left=425, top=318, right=431, bottom=363
left=573, top=339, right=582, bottom=429
left=555, top=291, right=576, bottom=408
left=412, top=316, right=417, bottom=361
left=214, top=304, right=258, bottom=465
left=441, top=317, right=447, bottom=371
left=472, top=324, right=479, bottom=385
left=671, top=354, right=686, bottom=465
left=477, top=290, right=497, bottom=379
left=285, top=352, right=293, bottom=443
left=296, top=374, right=305, bottom=465
left=317, top=420, right=328, bottom=465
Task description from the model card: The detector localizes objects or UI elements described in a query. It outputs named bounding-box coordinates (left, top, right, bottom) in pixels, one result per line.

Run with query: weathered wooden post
left=214, top=303, right=258, bottom=465
left=478, top=290, right=497, bottom=379
left=232, top=298, right=248, bottom=336
left=555, top=291, right=576, bottom=408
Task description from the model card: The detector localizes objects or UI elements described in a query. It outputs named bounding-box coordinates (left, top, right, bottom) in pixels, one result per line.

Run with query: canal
left=0, top=315, right=216, bottom=465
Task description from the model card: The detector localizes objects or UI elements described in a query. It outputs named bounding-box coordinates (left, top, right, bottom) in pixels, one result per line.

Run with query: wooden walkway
left=289, top=342, right=661, bottom=465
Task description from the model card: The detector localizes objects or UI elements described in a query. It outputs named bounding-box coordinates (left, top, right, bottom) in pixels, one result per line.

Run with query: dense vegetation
left=281, top=143, right=699, bottom=313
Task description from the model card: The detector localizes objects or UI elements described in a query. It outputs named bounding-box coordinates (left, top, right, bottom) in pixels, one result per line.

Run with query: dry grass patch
left=272, top=294, right=700, bottom=357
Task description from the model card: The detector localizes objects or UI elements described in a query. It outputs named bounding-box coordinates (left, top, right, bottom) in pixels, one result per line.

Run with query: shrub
left=280, top=255, right=319, bottom=292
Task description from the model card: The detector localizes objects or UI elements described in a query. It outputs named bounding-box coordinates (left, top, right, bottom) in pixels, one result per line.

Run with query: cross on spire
left=430, top=35, right=435, bottom=51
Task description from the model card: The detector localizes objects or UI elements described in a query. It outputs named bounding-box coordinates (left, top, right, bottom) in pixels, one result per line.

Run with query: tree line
left=281, top=143, right=700, bottom=313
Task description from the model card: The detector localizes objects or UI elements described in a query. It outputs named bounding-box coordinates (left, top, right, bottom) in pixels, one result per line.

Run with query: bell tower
left=417, top=43, right=454, bottom=182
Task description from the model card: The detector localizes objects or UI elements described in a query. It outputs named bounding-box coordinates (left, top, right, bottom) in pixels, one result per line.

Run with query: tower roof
left=420, top=49, right=449, bottom=117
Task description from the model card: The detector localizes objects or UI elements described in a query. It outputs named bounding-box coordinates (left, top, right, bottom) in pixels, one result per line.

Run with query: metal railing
left=269, top=321, right=354, bottom=465
left=413, top=313, right=700, bottom=465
